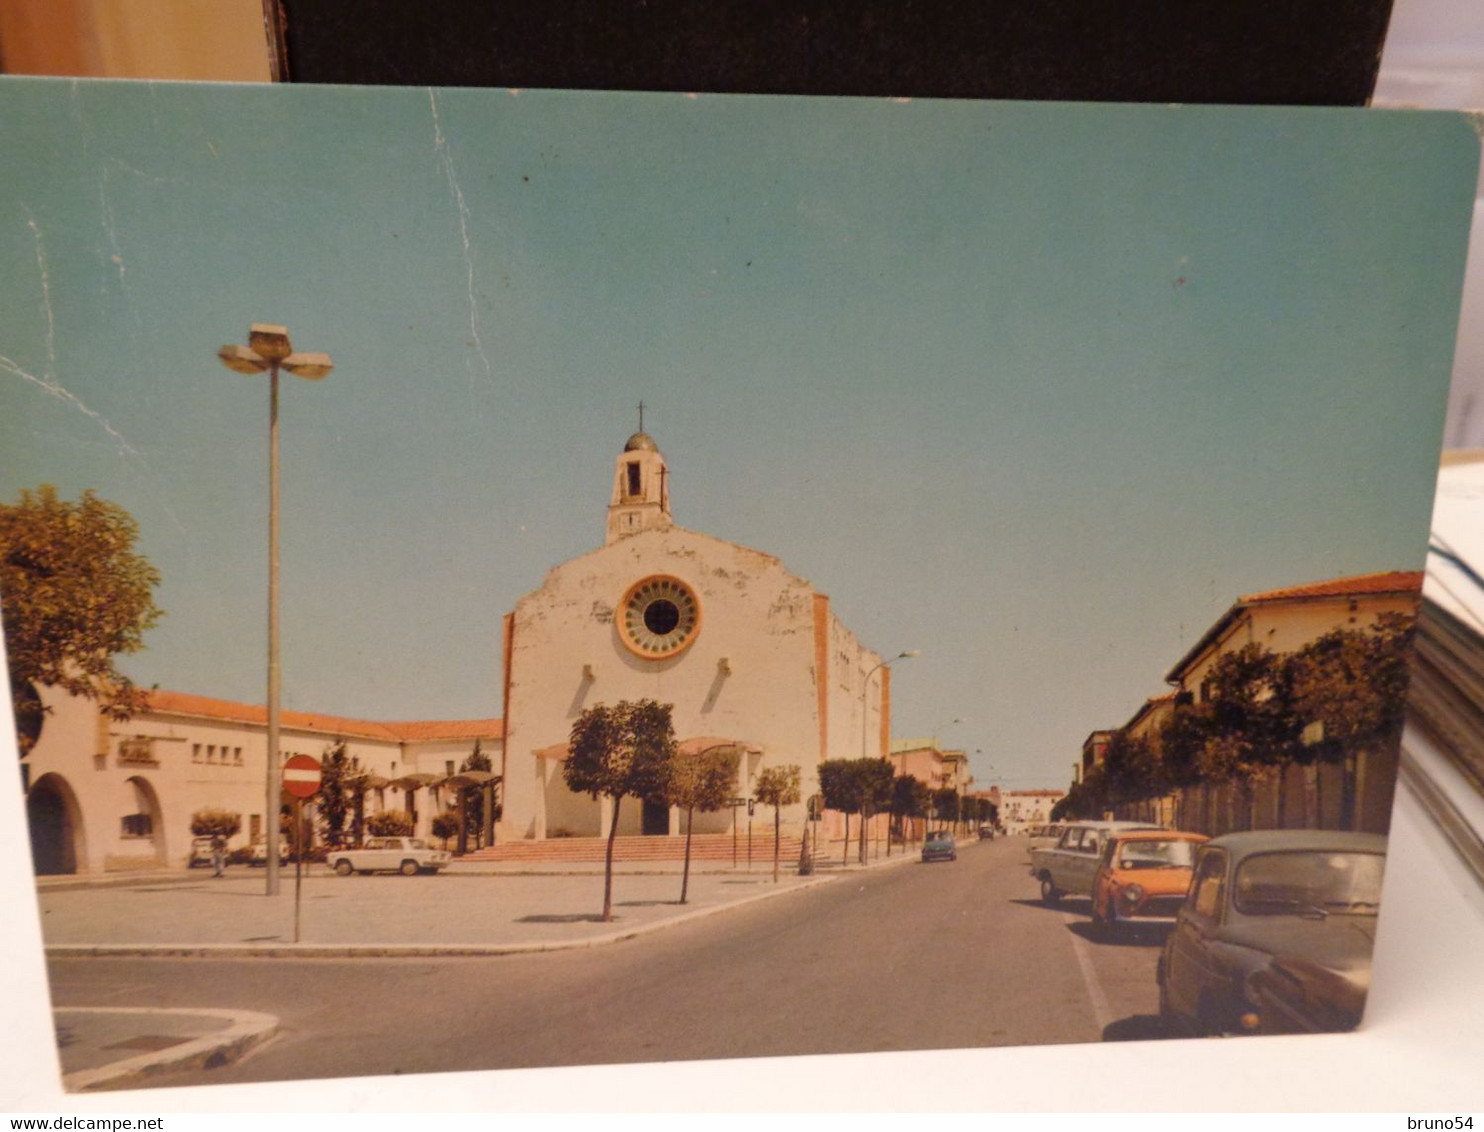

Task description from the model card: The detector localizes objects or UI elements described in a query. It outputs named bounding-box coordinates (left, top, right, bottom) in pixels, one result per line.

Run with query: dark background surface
left=278, top=0, right=1394, bottom=105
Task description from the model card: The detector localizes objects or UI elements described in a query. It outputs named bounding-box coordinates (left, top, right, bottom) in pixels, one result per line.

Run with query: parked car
left=922, top=831, right=958, bottom=862
left=1090, top=829, right=1208, bottom=935
left=248, top=837, right=287, bottom=866
left=1157, top=829, right=1386, bottom=1037
left=326, top=836, right=451, bottom=876
left=187, top=837, right=215, bottom=868
left=1029, top=820, right=1163, bottom=905
left=977, top=824, right=997, bottom=840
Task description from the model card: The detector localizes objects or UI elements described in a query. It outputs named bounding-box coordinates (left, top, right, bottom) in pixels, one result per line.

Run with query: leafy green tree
left=753, top=764, right=801, bottom=882
left=457, top=740, right=495, bottom=848
left=818, top=759, right=890, bottom=866
left=366, top=810, right=413, bottom=836
left=1, top=485, right=163, bottom=752
left=889, top=775, right=931, bottom=848
left=931, top=787, right=960, bottom=831
left=1286, top=613, right=1414, bottom=760
left=670, top=745, right=739, bottom=903
left=431, top=810, right=461, bottom=850
left=316, top=741, right=354, bottom=848
left=817, top=761, right=861, bottom=865
left=564, top=699, right=676, bottom=922
left=190, top=809, right=241, bottom=839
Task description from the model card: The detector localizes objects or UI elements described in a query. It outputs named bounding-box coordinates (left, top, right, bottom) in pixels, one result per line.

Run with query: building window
left=446, top=760, right=455, bottom=776
left=121, top=813, right=152, bottom=838
left=234, top=747, right=243, bottom=765
left=627, top=462, right=641, bottom=496
left=192, top=743, right=202, bottom=763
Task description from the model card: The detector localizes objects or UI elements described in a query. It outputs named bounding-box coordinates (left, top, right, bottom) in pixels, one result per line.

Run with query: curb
left=57, top=1007, right=279, bottom=1092
left=45, top=871, right=838, bottom=960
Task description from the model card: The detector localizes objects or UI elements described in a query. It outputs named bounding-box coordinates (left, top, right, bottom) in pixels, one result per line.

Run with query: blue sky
left=0, top=79, right=1476, bottom=789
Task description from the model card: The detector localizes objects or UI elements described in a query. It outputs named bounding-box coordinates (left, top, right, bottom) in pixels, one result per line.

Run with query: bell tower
left=606, top=406, right=672, bottom=544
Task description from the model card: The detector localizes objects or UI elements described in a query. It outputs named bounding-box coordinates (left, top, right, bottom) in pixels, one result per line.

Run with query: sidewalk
left=36, top=846, right=926, bottom=1090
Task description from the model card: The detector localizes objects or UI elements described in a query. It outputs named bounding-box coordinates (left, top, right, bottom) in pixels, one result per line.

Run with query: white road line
left=1063, top=912, right=1115, bottom=1034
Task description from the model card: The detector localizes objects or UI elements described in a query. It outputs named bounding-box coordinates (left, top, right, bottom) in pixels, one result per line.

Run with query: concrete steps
left=460, top=833, right=804, bottom=864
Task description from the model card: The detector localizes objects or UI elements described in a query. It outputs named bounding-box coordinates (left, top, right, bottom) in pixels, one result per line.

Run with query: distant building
left=999, top=789, right=1066, bottom=835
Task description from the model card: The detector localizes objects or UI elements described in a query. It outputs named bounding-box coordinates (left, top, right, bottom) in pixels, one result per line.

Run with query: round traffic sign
left=281, top=753, right=322, bottom=799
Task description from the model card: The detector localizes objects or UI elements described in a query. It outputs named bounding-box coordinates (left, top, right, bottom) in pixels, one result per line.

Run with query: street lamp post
left=861, top=650, right=918, bottom=760
left=856, top=649, right=915, bottom=861
left=219, top=324, right=332, bottom=897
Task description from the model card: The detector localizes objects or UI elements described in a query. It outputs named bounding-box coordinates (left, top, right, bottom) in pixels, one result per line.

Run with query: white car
left=1029, top=820, right=1163, bottom=904
left=326, top=837, right=451, bottom=876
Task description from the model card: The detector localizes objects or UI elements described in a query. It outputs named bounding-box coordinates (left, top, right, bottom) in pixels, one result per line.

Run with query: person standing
left=211, top=834, right=227, bottom=877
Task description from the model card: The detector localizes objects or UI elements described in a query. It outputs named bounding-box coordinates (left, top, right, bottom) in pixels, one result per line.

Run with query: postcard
left=0, top=78, right=1477, bottom=1103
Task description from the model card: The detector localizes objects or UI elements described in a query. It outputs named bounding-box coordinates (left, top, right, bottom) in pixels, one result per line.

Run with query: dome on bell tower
left=624, top=431, right=658, bottom=453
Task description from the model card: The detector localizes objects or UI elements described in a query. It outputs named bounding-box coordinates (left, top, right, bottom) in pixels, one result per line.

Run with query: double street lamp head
left=219, top=324, right=333, bottom=379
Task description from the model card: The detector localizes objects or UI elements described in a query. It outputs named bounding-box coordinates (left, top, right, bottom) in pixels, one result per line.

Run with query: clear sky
left=0, top=78, right=1476, bottom=790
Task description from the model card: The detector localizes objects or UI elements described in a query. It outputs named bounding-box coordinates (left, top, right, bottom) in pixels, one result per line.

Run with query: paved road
left=46, top=838, right=1169, bottom=1087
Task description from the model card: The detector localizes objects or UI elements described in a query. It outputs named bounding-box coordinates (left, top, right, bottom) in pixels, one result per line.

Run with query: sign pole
left=293, top=797, right=303, bottom=943
left=279, top=753, right=321, bottom=945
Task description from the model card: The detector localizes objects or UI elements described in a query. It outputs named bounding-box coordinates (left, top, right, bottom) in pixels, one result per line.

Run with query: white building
left=23, top=687, right=500, bottom=875
left=497, top=429, right=891, bottom=842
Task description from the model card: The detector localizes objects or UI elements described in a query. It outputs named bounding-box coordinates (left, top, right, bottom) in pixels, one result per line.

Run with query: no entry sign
left=281, top=754, right=323, bottom=799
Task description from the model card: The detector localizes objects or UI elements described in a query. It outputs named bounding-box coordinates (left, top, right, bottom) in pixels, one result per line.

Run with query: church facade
left=497, top=430, right=892, bottom=842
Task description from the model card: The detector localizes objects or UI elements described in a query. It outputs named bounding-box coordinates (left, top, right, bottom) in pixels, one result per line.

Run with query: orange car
left=1090, top=829, right=1209, bottom=935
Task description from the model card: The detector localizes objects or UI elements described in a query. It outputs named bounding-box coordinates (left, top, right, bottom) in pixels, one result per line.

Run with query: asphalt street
left=44, top=838, right=1170, bottom=1090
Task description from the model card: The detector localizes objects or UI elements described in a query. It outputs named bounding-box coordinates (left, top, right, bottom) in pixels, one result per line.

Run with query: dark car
left=1157, top=830, right=1385, bottom=1037
left=922, top=831, right=957, bottom=862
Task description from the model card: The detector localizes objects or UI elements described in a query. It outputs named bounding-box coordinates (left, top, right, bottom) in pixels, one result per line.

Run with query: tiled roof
left=1240, top=570, right=1423, bottom=604
left=380, top=719, right=503, bottom=741
left=141, top=689, right=501, bottom=744
left=1165, top=570, right=1423, bottom=683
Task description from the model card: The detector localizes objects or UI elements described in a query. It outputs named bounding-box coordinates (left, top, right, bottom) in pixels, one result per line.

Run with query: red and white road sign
left=281, top=754, right=322, bottom=799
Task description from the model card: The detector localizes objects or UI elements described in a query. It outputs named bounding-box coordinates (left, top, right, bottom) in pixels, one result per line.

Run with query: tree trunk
left=858, top=809, right=868, bottom=865
left=603, top=795, right=621, bottom=922
left=842, top=812, right=850, bottom=866
left=681, top=804, right=695, bottom=904
left=772, top=804, right=781, bottom=883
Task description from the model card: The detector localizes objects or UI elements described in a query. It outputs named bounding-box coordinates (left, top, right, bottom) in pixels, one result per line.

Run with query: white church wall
left=501, top=525, right=844, bottom=840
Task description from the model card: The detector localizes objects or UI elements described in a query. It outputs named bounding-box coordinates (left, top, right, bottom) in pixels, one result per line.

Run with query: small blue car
left=922, top=831, right=957, bottom=862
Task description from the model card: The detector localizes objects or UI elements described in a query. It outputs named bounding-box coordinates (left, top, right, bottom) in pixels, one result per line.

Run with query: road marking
left=1063, top=912, right=1114, bottom=1034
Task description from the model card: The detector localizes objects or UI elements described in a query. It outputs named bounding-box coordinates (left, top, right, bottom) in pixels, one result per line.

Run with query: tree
left=889, top=775, right=931, bottom=848
left=753, top=764, right=801, bottom=882
left=818, top=760, right=861, bottom=866
left=458, top=740, right=496, bottom=849
left=931, top=787, right=960, bottom=831
left=1286, top=613, right=1414, bottom=761
left=564, top=699, right=676, bottom=922
left=669, top=745, right=739, bottom=903
left=854, top=759, right=895, bottom=862
left=366, top=810, right=413, bottom=837
left=190, top=809, right=241, bottom=839
left=431, top=810, right=461, bottom=850
left=1, top=485, right=163, bottom=752
left=818, top=758, right=895, bottom=865
left=315, top=741, right=354, bottom=848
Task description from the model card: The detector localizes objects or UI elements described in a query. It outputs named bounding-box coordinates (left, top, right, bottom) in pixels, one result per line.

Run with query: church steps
left=458, top=833, right=804, bottom=864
